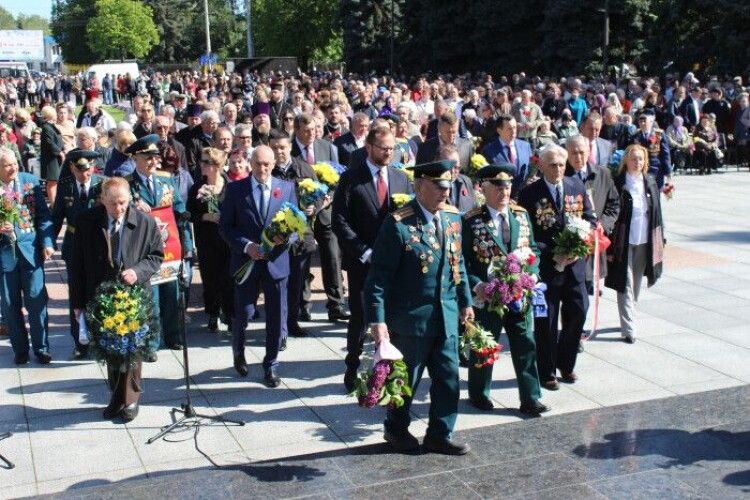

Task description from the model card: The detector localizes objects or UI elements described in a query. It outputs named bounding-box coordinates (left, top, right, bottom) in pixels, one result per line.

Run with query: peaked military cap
left=125, top=134, right=160, bottom=156
left=477, top=163, right=515, bottom=186
left=410, top=160, right=455, bottom=188
left=67, top=149, right=102, bottom=171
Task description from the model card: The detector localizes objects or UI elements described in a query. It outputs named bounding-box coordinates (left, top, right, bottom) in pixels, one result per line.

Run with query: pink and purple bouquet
left=350, top=341, right=412, bottom=409
left=0, top=185, right=21, bottom=243
left=472, top=249, right=538, bottom=318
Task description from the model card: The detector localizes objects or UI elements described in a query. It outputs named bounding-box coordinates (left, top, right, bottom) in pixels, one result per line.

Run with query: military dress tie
left=499, top=212, right=510, bottom=247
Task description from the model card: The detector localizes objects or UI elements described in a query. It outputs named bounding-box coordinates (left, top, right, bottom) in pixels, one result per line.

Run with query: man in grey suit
left=291, top=114, right=349, bottom=321
left=416, top=111, right=473, bottom=172
left=581, top=113, right=615, bottom=168
left=438, top=144, right=477, bottom=214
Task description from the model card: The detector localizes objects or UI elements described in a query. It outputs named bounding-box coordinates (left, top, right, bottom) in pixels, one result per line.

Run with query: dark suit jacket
left=334, top=131, right=363, bottom=167
left=481, top=138, right=533, bottom=196
left=347, top=147, right=368, bottom=170
left=291, top=138, right=339, bottom=164
left=331, top=158, right=412, bottom=271
left=218, top=176, right=296, bottom=280
left=40, top=121, right=63, bottom=180
left=51, top=174, right=103, bottom=262
left=416, top=137, right=473, bottom=171
left=69, top=205, right=163, bottom=309
left=425, top=118, right=468, bottom=140
left=448, top=173, right=477, bottom=214
left=133, top=122, right=155, bottom=139
left=517, top=177, right=597, bottom=285
left=272, top=157, right=318, bottom=254
left=187, top=128, right=213, bottom=177
left=678, top=96, right=701, bottom=129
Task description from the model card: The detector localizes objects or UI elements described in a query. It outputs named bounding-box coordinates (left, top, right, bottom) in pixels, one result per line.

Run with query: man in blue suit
left=126, top=135, right=193, bottom=358
left=51, top=149, right=104, bottom=359
left=220, top=145, right=297, bottom=387
left=481, top=114, right=534, bottom=197
left=0, top=147, right=55, bottom=365
left=518, top=144, right=597, bottom=390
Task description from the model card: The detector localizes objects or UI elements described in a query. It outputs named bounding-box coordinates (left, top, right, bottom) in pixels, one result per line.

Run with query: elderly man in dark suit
left=482, top=114, right=534, bottom=198
left=291, top=113, right=348, bottom=322
left=332, top=127, right=412, bottom=392
left=334, top=112, right=370, bottom=167
left=70, top=177, right=163, bottom=421
left=518, top=144, right=596, bottom=390
left=424, top=100, right=468, bottom=140
left=416, top=110, right=473, bottom=171
left=438, top=144, right=477, bottom=214
left=219, top=145, right=297, bottom=387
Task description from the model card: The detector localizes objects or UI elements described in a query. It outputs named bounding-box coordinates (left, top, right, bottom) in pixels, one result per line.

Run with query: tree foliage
left=143, top=0, right=197, bottom=63
left=86, top=0, right=159, bottom=60
left=51, top=0, right=97, bottom=64
left=16, top=14, right=51, bottom=33
left=341, top=0, right=406, bottom=73
left=0, top=6, right=15, bottom=30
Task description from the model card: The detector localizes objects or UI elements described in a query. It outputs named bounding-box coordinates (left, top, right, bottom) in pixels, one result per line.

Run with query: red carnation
left=527, top=254, right=537, bottom=265
left=461, top=187, right=468, bottom=196
left=272, top=187, right=281, bottom=199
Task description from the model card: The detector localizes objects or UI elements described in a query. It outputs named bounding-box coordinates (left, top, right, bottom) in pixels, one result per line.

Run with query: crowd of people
left=0, top=66, right=747, bottom=453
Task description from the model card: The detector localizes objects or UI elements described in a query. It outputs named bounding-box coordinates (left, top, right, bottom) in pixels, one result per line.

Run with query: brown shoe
left=542, top=379, right=560, bottom=391
left=560, top=372, right=578, bottom=384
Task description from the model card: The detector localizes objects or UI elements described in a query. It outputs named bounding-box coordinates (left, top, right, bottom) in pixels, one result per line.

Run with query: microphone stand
left=0, top=432, right=14, bottom=469
left=147, top=260, right=244, bottom=444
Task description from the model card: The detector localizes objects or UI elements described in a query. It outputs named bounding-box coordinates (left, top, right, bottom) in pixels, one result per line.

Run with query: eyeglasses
left=371, top=143, right=395, bottom=153
left=283, top=116, right=295, bottom=121
left=200, top=159, right=217, bottom=165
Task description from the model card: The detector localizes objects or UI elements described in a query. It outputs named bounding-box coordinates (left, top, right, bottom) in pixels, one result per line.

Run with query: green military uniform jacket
left=461, top=203, right=543, bottom=404
left=51, top=174, right=104, bottom=262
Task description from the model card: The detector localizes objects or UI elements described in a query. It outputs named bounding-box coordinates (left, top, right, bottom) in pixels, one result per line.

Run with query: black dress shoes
left=423, top=436, right=471, bottom=455
left=73, top=345, right=89, bottom=360
left=120, top=403, right=139, bottom=422
left=469, top=397, right=494, bottom=411
left=623, top=336, right=635, bottom=344
left=344, top=369, right=357, bottom=393
left=542, top=379, right=560, bottom=391
left=560, top=371, right=578, bottom=384
left=520, top=400, right=551, bottom=416
left=328, top=308, right=351, bottom=322
left=102, top=404, right=122, bottom=419
left=234, top=354, right=248, bottom=377
left=144, top=353, right=158, bottom=363
left=299, top=309, right=312, bottom=322
left=384, top=429, right=420, bottom=452
left=208, top=315, right=219, bottom=332
left=288, top=324, right=309, bottom=338
left=279, top=337, right=287, bottom=351
left=14, top=352, right=29, bottom=365
left=264, top=367, right=281, bottom=388
left=35, top=351, right=52, bottom=364
left=168, top=343, right=184, bottom=351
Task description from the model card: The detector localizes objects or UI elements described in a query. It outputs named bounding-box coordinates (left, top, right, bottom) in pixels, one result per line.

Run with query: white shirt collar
left=486, top=205, right=509, bottom=221
left=544, top=178, right=563, bottom=197
left=367, top=160, right=387, bottom=181
left=251, top=175, right=273, bottom=190
left=416, top=200, right=439, bottom=227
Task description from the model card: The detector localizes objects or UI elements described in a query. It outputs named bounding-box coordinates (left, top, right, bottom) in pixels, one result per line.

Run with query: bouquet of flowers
left=390, top=162, right=415, bottom=181
left=460, top=321, right=502, bottom=368
left=297, top=178, right=329, bottom=208
left=662, top=181, right=675, bottom=200
left=195, top=184, right=220, bottom=213
left=552, top=216, right=593, bottom=271
left=312, top=161, right=344, bottom=190
left=0, top=185, right=21, bottom=243
left=350, top=340, right=412, bottom=409
left=390, top=193, right=414, bottom=209
left=608, top=149, right=625, bottom=175
left=85, top=281, right=155, bottom=369
left=472, top=248, right=538, bottom=318
left=234, top=202, right=308, bottom=284
left=467, top=153, right=489, bottom=179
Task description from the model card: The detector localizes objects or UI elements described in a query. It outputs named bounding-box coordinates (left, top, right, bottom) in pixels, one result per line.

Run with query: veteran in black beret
left=364, top=159, right=474, bottom=455
left=461, top=163, right=548, bottom=416
left=51, top=149, right=105, bottom=359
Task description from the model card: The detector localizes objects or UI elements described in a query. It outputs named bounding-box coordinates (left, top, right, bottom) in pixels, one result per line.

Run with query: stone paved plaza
left=1, top=169, right=749, bottom=498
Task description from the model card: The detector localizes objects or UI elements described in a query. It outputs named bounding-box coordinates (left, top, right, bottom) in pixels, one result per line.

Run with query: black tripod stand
left=0, top=432, right=14, bottom=469
left=147, top=263, right=244, bottom=444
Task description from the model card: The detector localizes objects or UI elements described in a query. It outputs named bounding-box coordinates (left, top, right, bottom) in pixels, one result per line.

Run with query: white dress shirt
left=625, top=173, right=649, bottom=245
left=544, top=179, right=564, bottom=206
left=486, top=205, right=509, bottom=237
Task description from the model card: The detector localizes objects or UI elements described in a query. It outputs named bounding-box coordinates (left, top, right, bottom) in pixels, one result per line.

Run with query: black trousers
left=312, top=219, right=345, bottom=310
left=344, top=263, right=369, bottom=372
left=534, top=276, right=588, bottom=381
left=288, top=251, right=312, bottom=328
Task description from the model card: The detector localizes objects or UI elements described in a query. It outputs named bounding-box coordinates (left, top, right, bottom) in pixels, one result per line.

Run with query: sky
left=3, top=0, right=53, bottom=19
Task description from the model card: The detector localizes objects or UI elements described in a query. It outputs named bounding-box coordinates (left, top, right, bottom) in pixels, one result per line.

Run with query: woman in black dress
left=187, top=147, right=234, bottom=332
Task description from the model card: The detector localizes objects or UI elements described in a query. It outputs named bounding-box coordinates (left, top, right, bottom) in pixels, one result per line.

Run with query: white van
left=86, top=62, right=139, bottom=88
left=0, top=61, right=31, bottom=80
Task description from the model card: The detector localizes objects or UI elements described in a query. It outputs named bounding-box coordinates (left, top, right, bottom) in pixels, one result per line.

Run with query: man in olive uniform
left=462, top=164, right=549, bottom=416
left=126, top=134, right=193, bottom=356
left=51, top=149, right=104, bottom=359
left=365, top=160, right=474, bottom=456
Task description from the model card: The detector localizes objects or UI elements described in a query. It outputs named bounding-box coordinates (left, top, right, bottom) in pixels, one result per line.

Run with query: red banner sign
left=148, top=206, right=183, bottom=285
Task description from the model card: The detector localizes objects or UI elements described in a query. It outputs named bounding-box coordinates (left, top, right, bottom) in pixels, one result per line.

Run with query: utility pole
left=203, top=0, right=212, bottom=57
left=246, top=0, right=254, bottom=58
left=389, top=0, right=395, bottom=74
left=602, top=0, right=610, bottom=76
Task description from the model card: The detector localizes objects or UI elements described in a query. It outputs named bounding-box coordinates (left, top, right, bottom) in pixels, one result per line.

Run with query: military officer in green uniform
left=462, top=164, right=550, bottom=416
left=125, top=134, right=193, bottom=357
left=365, top=160, right=474, bottom=456
left=51, top=149, right=104, bottom=359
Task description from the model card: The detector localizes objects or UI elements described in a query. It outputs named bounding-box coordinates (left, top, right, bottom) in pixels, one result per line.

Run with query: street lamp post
left=203, top=0, right=212, bottom=60
left=602, top=0, right=610, bottom=75
left=246, top=0, right=254, bottom=58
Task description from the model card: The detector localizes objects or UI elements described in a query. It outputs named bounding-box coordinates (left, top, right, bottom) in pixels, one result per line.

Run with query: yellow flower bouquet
left=312, top=161, right=344, bottom=190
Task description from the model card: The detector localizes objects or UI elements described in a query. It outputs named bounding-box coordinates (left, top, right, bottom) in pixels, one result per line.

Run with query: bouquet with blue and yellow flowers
left=86, top=281, right=155, bottom=369
left=390, top=193, right=414, bottom=209
left=234, top=202, right=308, bottom=284
left=297, top=178, right=329, bottom=208
left=312, top=161, right=344, bottom=190
left=390, top=162, right=415, bottom=181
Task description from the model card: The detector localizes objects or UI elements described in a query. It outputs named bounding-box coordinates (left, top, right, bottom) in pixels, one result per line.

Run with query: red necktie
left=376, top=169, right=387, bottom=207
left=306, top=146, right=314, bottom=164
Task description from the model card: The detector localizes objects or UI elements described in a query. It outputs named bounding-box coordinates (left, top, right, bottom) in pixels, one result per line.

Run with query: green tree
left=144, top=0, right=198, bottom=62
left=16, top=14, right=51, bottom=34
left=183, top=0, right=246, bottom=62
left=253, top=0, right=341, bottom=68
left=86, top=0, right=159, bottom=60
left=0, top=6, right=17, bottom=29
left=341, top=0, right=405, bottom=73
left=51, top=0, right=97, bottom=64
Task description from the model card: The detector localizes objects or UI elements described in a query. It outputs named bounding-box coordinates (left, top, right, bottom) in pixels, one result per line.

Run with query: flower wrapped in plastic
left=312, top=161, right=344, bottom=190
left=350, top=341, right=412, bottom=409
left=608, top=149, right=625, bottom=175
left=467, top=153, right=489, bottom=179
left=195, top=184, right=220, bottom=213
left=662, top=181, right=675, bottom=200
left=234, top=202, right=308, bottom=284
left=390, top=193, right=414, bottom=209
left=551, top=216, right=593, bottom=271
left=460, top=321, right=502, bottom=369
left=0, top=185, right=21, bottom=244
left=472, top=249, right=538, bottom=318
left=297, top=178, right=329, bottom=208
left=85, top=281, right=156, bottom=370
